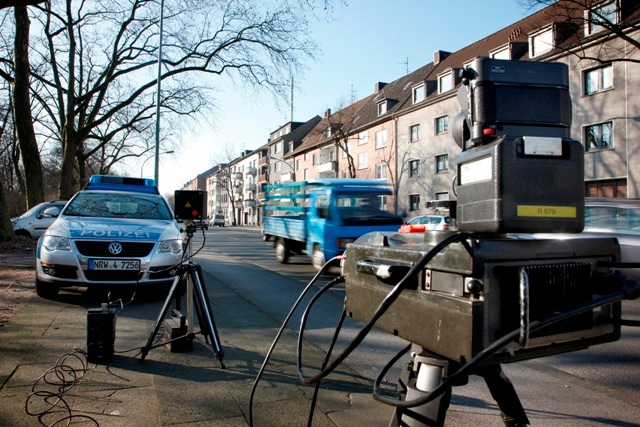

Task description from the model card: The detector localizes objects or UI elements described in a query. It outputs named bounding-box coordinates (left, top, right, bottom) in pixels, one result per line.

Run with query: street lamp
left=141, top=150, right=174, bottom=178
left=154, top=0, right=166, bottom=185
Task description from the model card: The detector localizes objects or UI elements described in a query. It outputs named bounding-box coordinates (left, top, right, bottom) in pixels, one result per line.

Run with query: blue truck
left=262, top=179, right=404, bottom=270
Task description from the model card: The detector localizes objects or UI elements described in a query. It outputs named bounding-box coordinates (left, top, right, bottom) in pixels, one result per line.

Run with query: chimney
left=374, top=82, right=387, bottom=92
left=433, top=50, right=451, bottom=64
left=324, top=108, right=331, bottom=119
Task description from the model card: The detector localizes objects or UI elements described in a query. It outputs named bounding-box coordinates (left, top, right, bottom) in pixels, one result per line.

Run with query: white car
left=35, top=175, right=184, bottom=298
left=11, top=200, right=68, bottom=239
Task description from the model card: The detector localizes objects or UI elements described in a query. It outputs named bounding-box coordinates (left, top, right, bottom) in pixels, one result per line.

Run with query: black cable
left=296, top=232, right=472, bottom=386
left=25, top=347, right=99, bottom=426
left=248, top=256, right=342, bottom=427
left=307, top=308, right=348, bottom=427
left=296, top=276, right=345, bottom=384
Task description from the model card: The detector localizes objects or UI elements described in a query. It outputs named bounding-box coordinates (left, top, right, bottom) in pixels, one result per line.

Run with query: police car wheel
left=35, top=278, right=59, bottom=299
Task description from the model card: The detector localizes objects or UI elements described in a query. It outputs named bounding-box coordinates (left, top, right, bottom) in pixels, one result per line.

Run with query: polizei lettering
left=77, top=230, right=151, bottom=239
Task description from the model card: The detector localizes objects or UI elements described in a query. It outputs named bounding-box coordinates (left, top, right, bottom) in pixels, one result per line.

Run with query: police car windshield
left=63, top=191, right=173, bottom=220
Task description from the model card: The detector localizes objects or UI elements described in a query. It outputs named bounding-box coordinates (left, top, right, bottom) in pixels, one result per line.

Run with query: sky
left=134, top=0, right=540, bottom=196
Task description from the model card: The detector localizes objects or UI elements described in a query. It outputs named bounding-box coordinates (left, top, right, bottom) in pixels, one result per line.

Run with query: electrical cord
left=248, top=256, right=342, bottom=427
left=295, top=231, right=473, bottom=386
left=25, top=347, right=99, bottom=426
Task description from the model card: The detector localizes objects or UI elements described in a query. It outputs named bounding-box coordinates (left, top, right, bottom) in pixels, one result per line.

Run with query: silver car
left=11, top=200, right=68, bottom=239
left=511, top=198, right=640, bottom=279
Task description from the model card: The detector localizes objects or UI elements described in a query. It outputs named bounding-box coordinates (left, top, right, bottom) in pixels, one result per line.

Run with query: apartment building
left=189, top=0, right=639, bottom=223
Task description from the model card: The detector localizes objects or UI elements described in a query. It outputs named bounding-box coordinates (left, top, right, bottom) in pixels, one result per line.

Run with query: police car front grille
left=75, top=241, right=155, bottom=257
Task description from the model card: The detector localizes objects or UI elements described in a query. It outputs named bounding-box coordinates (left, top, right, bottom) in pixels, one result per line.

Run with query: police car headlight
left=158, top=239, right=183, bottom=254
left=42, top=235, right=71, bottom=251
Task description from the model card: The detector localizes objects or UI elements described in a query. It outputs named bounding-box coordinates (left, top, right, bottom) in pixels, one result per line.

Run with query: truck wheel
left=276, top=239, right=289, bottom=264
left=312, top=245, right=325, bottom=271
left=262, top=233, right=270, bottom=242
left=36, top=278, right=59, bottom=299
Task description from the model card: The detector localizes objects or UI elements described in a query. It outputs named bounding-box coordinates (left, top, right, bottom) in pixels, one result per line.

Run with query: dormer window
left=412, top=83, right=425, bottom=103
left=438, top=71, right=453, bottom=94
left=529, top=27, right=554, bottom=57
left=377, top=100, right=388, bottom=115
left=490, top=45, right=510, bottom=60
left=325, top=127, right=332, bottom=138
left=585, top=1, right=618, bottom=36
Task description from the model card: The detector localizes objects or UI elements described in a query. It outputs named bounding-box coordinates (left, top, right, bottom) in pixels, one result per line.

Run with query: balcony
left=234, top=172, right=243, bottom=180
left=244, top=182, right=257, bottom=192
left=259, top=173, right=268, bottom=184
left=243, top=199, right=257, bottom=208
left=245, top=166, right=257, bottom=176
left=280, top=172, right=295, bottom=182
left=316, top=161, right=337, bottom=174
left=243, top=192, right=255, bottom=201
left=234, top=194, right=242, bottom=202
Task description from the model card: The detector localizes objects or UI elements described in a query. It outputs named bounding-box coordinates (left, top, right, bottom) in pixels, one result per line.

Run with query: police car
left=35, top=175, right=184, bottom=298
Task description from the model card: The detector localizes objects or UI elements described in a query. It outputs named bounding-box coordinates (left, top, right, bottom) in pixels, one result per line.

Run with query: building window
left=377, top=101, right=387, bottom=115
left=296, top=159, right=300, bottom=171
left=412, top=84, right=425, bottom=103
left=436, top=154, right=449, bottom=173
left=530, top=27, right=553, bottom=57
left=312, top=153, right=318, bottom=166
left=375, top=163, right=387, bottom=179
left=585, top=64, right=613, bottom=95
left=409, top=159, right=420, bottom=177
left=304, top=168, right=308, bottom=180
left=409, top=194, right=421, bottom=211
left=275, top=142, right=282, bottom=153
left=490, top=45, right=510, bottom=60
left=435, top=192, right=449, bottom=201
left=358, top=152, right=368, bottom=169
left=378, top=195, right=388, bottom=211
left=358, top=132, right=368, bottom=145
left=585, top=122, right=613, bottom=152
left=288, top=141, right=294, bottom=152
left=274, top=162, right=281, bottom=173
left=375, top=130, right=388, bottom=149
left=341, top=170, right=348, bottom=178
left=410, top=124, right=421, bottom=142
left=435, top=116, right=449, bottom=135
left=325, top=127, right=332, bottom=138
left=438, top=71, right=452, bottom=93
left=586, top=1, right=617, bottom=35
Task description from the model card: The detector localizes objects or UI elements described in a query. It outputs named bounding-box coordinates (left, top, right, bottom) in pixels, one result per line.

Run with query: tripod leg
left=190, top=265, right=225, bottom=367
left=140, top=268, right=184, bottom=362
left=477, top=364, right=530, bottom=426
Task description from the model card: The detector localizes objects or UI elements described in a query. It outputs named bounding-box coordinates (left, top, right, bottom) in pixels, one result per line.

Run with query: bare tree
left=520, top=0, right=640, bottom=64
left=0, top=0, right=333, bottom=199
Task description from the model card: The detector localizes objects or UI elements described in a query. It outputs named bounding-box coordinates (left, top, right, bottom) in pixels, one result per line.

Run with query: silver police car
left=36, top=175, right=184, bottom=298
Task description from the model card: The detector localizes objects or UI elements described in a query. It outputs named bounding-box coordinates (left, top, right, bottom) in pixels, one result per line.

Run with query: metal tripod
left=140, top=226, right=225, bottom=367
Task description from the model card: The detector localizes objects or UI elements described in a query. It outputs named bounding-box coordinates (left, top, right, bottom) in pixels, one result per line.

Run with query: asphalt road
left=190, top=226, right=640, bottom=426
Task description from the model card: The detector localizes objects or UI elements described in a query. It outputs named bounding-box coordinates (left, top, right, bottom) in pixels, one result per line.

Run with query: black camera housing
left=174, top=190, right=204, bottom=221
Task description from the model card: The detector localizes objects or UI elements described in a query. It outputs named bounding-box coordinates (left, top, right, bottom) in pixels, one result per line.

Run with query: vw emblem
left=108, top=242, right=123, bottom=255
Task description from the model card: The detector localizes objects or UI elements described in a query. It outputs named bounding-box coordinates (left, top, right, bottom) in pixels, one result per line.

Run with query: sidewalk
left=1, top=256, right=639, bottom=426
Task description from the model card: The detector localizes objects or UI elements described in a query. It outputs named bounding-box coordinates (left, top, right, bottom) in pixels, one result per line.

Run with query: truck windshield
left=334, top=193, right=401, bottom=225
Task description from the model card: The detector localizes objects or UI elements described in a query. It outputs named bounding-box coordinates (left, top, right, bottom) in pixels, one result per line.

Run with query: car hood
left=47, top=217, right=180, bottom=241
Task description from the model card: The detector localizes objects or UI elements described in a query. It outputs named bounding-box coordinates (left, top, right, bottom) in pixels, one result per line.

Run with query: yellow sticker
left=517, top=205, right=577, bottom=218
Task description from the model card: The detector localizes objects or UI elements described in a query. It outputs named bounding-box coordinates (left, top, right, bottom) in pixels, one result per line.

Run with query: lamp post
left=154, top=0, right=165, bottom=185
left=141, top=150, right=174, bottom=178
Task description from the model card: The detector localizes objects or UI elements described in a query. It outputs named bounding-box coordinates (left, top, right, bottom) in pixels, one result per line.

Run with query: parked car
left=197, top=217, right=210, bottom=230
left=11, top=200, right=68, bottom=239
left=510, top=198, right=640, bottom=279
left=35, top=175, right=184, bottom=298
left=213, top=214, right=225, bottom=227
left=401, top=214, right=450, bottom=232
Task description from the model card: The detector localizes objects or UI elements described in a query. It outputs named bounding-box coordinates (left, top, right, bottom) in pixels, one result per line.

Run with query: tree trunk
left=13, top=5, right=44, bottom=208
left=0, top=184, right=16, bottom=242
